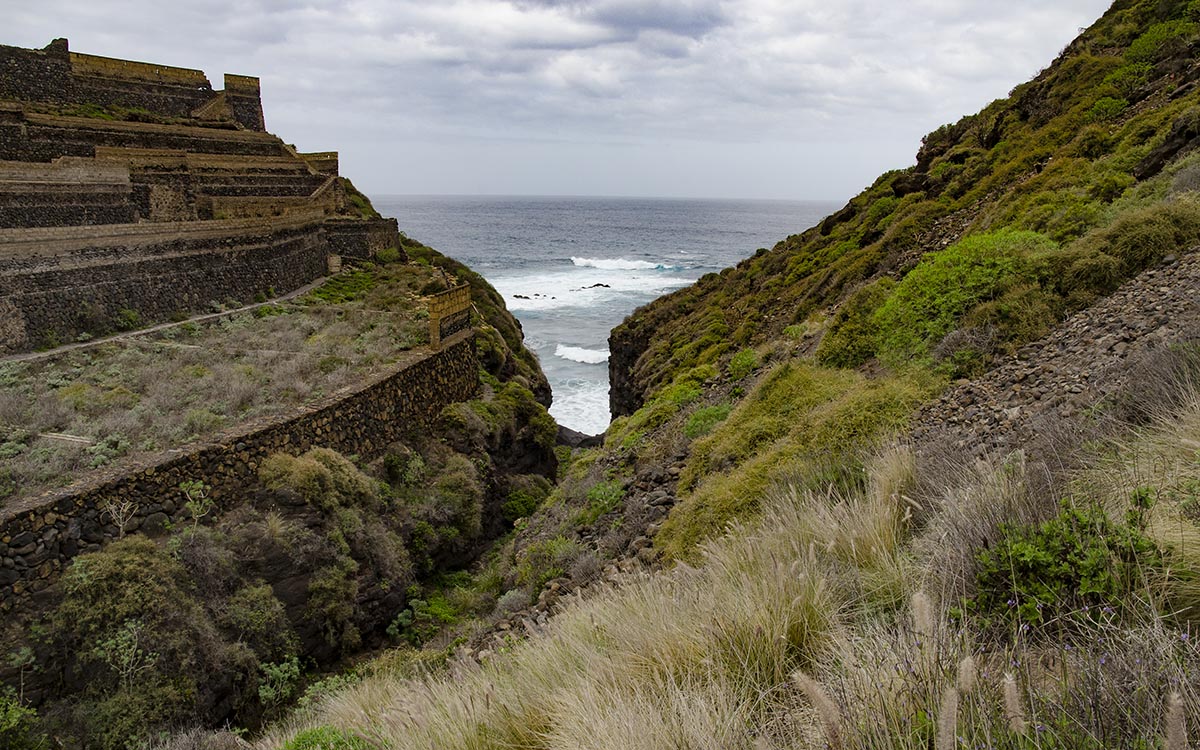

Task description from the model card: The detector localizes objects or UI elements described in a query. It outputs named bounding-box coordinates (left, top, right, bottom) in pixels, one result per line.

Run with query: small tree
left=100, top=498, right=137, bottom=538
left=179, top=480, right=214, bottom=530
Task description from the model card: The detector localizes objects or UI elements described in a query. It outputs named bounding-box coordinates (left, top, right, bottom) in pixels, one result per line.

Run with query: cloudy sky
left=8, top=0, right=1112, bottom=200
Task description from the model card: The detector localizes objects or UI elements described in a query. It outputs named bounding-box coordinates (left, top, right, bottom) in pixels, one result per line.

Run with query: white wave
left=550, top=377, right=611, bottom=435
left=572, top=256, right=668, bottom=271
left=495, top=269, right=690, bottom=312
left=555, top=344, right=609, bottom=364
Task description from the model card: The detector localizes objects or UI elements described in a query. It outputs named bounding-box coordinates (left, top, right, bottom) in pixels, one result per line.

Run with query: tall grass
left=263, top=374, right=1200, bottom=749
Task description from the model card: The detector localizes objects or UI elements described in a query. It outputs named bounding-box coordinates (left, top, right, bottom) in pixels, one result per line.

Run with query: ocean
left=372, top=195, right=840, bottom=435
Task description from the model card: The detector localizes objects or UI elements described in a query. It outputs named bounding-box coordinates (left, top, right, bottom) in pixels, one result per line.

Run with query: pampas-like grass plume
left=956, top=654, right=977, bottom=694
left=792, top=670, right=842, bottom=749
left=936, top=687, right=959, bottom=750
left=1166, top=691, right=1188, bottom=750
left=911, top=590, right=934, bottom=637
left=1002, top=673, right=1027, bottom=734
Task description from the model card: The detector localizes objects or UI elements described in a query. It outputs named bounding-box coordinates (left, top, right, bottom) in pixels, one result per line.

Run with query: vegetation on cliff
left=247, top=0, right=1200, bottom=747
left=0, top=237, right=558, bottom=748
left=10, top=1, right=1200, bottom=747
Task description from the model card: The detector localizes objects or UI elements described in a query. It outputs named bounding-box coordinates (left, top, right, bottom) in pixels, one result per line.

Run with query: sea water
left=372, top=196, right=839, bottom=435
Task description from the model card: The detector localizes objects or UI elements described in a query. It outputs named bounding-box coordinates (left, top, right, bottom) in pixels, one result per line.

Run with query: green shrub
left=283, top=726, right=371, bottom=750
left=1125, top=20, right=1197, bottom=64
left=684, top=404, right=733, bottom=439
left=962, top=493, right=1164, bottom=634
left=576, top=479, right=624, bottom=525
left=221, top=584, right=297, bottom=661
left=815, top=279, right=894, bottom=368
left=605, top=365, right=716, bottom=448
left=260, top=448, right=381, bottom=511
left=307, top=557, right=361, bottom=651
left=113, top=308, right=140, bottom=331
left=49, top=538, right=223, bottom=748
left=515, top=536, right=581, bottom=596
left=1087, top=96, right=1129, bottom=122
left=82, top=679, right=190, bottom=750
left=85, top=434, right=130, bottom=468
left=873, top=229, right=1054, bottom=366
left=376, top=246, right=403, bottom=264
left=388, top=587, right=458, bottom=646
left=184, top=408, right=224, bottom=435
left=0, top=687, right=45, bottom=750
left=502, top=474, right=553, bottom=522
left=1102, top=62, right=1152, bottom=97
left=308, top=268, right=378, bottom=304
left=727, top=348, right=759, bottom=381
left=258, top=655, right=301, bottom=709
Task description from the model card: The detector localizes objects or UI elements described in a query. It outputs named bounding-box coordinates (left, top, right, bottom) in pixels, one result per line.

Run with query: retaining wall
left=0, top=212, right=330, bottom=351
left=0, top=40, right=265, bottom=131
left=2, top=113, right=287, bottom=165
left=325, top=216, right=402, bottom=261
left=0, top=157, right=136, bottom=227
left=0, top=331, right=479, bottom=609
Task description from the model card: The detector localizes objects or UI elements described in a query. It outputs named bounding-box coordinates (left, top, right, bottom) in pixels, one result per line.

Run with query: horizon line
left=365, top=192, right=848, bottom=204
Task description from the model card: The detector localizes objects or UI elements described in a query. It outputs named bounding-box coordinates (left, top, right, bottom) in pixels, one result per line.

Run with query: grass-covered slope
left=612, top=0, right=1200, bottom=414
left=237, top=3, right=1200, bottom=748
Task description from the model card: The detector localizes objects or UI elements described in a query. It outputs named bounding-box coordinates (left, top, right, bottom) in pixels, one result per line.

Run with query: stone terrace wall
left=0, top=41, right=69, bottom=104
left=0, top=157, right=136, bottom=228
left=0, top=40, right=267, bottom=131
left=0, top=331, right=479, bottom=608
left=223, top=74, right=265, bottom=131
left=300, top=151, right=339, bottom=175
left=0, top=212, right=329, bottom=352
left=325, top=216, right=402, bottom=261
left=2, top=111, right=287, bottom=164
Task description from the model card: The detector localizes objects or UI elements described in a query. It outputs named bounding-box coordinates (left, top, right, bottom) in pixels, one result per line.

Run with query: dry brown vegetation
left=0, top=259, right=441, bottom=506
left=257, top=356, right=1200, bottom=749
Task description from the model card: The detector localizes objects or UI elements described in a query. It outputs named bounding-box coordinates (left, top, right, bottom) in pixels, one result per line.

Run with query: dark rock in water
left=514, top=294, right=530, bottom=299
left=586, top=283, right=611, bottom=289
left=557, top=424, right=604, bottom=448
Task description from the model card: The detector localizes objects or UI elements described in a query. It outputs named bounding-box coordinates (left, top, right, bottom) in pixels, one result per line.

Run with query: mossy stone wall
left=0, top=332, right=479, bottom=610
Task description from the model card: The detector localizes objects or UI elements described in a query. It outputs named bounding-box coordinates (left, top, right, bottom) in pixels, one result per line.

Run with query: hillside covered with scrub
left=9, top=0, right=1200, bottom=748
left=238, top=1, right=1200, bottom=748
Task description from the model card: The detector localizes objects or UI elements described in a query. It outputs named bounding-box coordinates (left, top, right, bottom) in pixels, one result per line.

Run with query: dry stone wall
left=0, top=212, right=330, bottom=351
left=0, top=40, right=265, bottom=131
left=325, top=216, right=402, bottom=261
left=0, top=331, right=479, bottom=609
left=0, top=157, right=136, bottom=228
left=2, top=111, right=287, bottom=164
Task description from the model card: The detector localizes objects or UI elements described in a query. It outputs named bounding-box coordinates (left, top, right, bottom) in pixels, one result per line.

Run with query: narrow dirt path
left=1, top=276, right=328, bottom=365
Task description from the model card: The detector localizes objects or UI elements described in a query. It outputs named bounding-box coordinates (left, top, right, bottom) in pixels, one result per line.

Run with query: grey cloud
left=6, top=0, right=1113, bottom=199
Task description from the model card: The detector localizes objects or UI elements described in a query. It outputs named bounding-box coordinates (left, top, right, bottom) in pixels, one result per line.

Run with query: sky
left=6, top=0, right=1114, bottom=201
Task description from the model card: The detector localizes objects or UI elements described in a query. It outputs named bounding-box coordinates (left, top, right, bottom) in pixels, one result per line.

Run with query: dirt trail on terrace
left=910, top=249, right=1200, bottom=459
left=0, top=277, right=327, bottom=365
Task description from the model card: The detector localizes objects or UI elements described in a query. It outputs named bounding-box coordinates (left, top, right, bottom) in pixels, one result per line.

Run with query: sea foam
left=555, top=344, right=610, bottom=364
left=572, top=256, right=669, bottom=270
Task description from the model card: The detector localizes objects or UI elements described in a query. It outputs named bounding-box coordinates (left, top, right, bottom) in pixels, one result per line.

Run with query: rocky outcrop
left=910, top=249, right=1200, bottom=459
left=608, top=310, right=655, bottom=417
